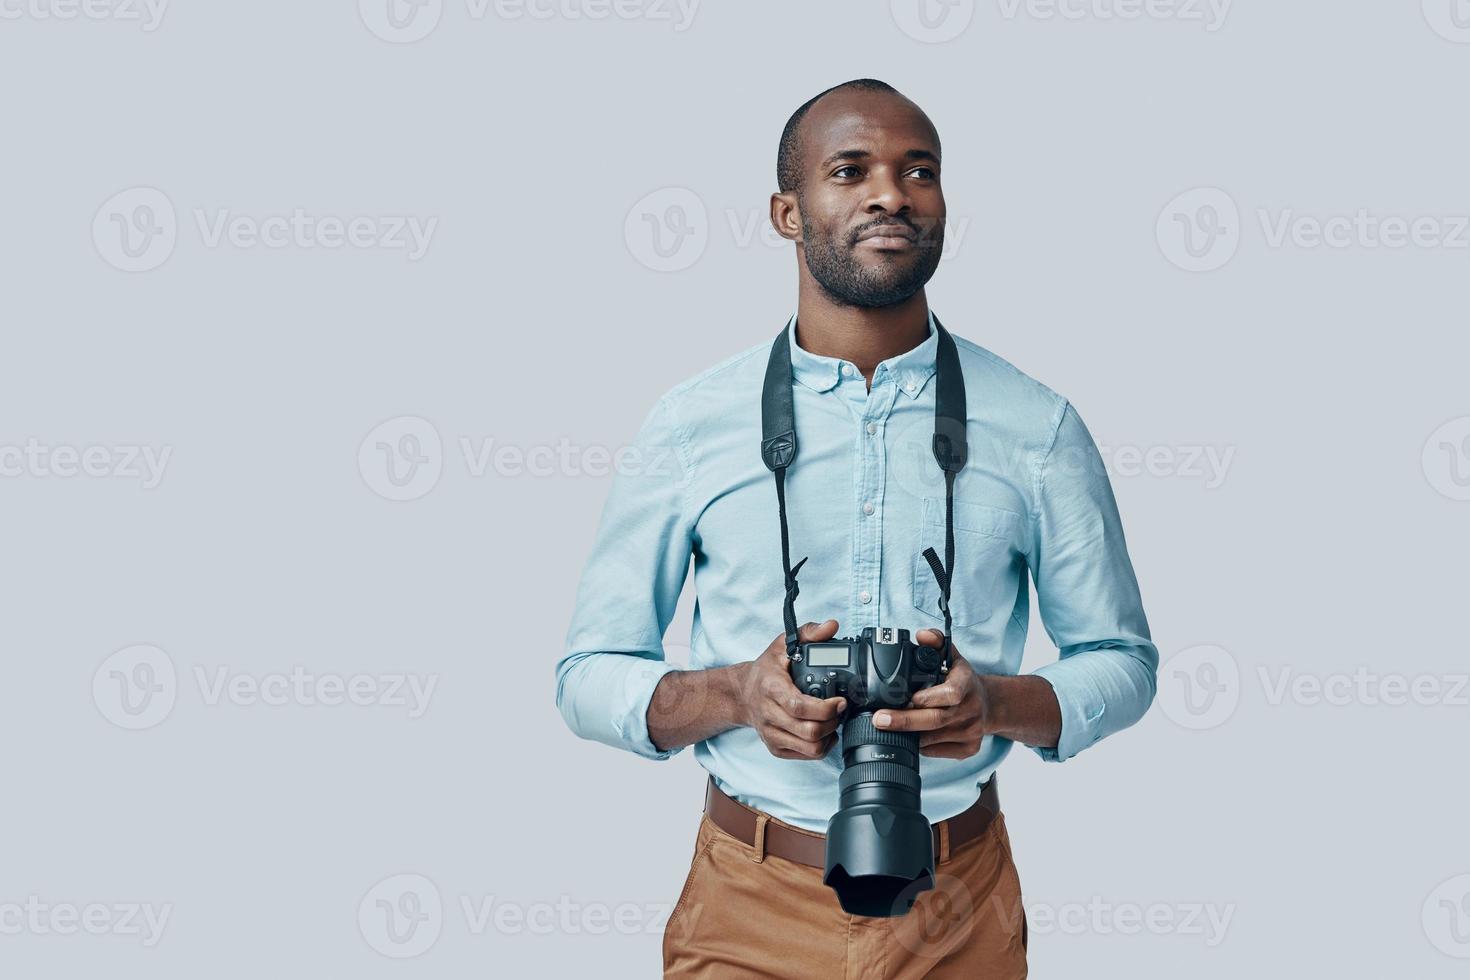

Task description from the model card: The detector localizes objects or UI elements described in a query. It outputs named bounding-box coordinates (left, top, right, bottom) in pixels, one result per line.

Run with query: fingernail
left=836, top=699, right=847, bottom=713
left=874, top=712, right=891, bottom=728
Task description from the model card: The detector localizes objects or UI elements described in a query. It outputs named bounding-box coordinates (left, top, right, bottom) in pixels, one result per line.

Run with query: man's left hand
left=871, top=629, right=992, bottom=759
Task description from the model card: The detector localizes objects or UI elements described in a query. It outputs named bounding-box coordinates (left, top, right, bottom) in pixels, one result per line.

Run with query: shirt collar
left=787, top=309, right=940, bottom=400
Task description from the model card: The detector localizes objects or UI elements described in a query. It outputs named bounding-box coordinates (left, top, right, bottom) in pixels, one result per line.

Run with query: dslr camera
left=788, top=626, right=948, bottom=917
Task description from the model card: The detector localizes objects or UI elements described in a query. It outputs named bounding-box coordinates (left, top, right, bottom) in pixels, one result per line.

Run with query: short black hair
left=777, top=78, right=914, bottom=194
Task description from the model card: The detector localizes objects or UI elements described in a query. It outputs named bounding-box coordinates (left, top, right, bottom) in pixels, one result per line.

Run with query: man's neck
left=793, top=286, right=930, bottom=390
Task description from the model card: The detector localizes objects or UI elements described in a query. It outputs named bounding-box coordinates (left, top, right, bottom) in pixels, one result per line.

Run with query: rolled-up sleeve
left=1027, top=401, right=1158, bottom=762
left=554, top=395, right=695, bottom=760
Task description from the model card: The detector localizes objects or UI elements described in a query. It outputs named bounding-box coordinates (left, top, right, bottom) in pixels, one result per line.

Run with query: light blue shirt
left=556, top=312, right=1158, bottom=833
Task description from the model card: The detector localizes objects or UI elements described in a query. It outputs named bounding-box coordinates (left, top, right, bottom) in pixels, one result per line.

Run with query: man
left=556, top=78, right=1157, bottom=978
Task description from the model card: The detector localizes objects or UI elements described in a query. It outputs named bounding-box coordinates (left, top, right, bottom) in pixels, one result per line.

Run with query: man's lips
left=854, top=223, right=918, bottom=249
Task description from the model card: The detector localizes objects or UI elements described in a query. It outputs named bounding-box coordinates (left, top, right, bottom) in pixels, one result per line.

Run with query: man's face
left=791, top=92, right=946, bottom=308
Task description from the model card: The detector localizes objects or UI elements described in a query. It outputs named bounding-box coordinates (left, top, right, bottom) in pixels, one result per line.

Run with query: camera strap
left=760, top=314, right=968, bottom=665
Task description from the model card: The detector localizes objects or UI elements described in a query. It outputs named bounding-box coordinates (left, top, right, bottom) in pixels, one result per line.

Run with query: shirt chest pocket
left=911, top=497, right=1024, bottom=628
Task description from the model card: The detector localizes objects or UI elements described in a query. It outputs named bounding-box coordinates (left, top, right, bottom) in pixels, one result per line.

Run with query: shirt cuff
left=1028, top=659, right=1107, bottom=763
left=613, top=659, right=685, bottom=761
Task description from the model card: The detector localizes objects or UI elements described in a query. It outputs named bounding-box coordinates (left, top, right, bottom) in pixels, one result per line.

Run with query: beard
left=799, top=210, right=944, bottom=309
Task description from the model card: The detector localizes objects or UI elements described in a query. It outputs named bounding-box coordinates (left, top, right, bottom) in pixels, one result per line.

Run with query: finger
left=770, top=620, right=840, bottom=656
left=766, top=704, right=844, bottom=742
left=872, top=706, right=950, bottom=732
left=915, top=628, right=946, bottom=648
left=759, top=665, right=846, bottom=719
left=797, top=619, right=840, bottom=643
left=783, top=693, right=847, bottom=722
left=909, top=680, right=964, bottom=709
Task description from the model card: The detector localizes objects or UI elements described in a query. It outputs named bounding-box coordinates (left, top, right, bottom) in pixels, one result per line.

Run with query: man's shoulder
left=654, top=336, right=773, bottom=417
left=950, top=332, right=1070, bottom=437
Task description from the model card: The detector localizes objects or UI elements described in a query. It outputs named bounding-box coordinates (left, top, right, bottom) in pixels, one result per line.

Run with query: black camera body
left=787, top=626, right=946, bottom=710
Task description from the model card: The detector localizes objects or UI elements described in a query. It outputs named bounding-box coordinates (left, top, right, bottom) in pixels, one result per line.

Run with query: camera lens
left=821, top=712, right=935, bottom=917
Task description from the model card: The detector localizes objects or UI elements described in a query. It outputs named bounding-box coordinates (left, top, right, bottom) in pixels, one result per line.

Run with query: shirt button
left=841, top=364, right=854, bottom=377
left=905, top=380, right=917, bottom=393
left=863, top=502, right=875, bottom=516
left=859, top=591, right=872, bottom=604
left=865, top=422, right=877, bottom=435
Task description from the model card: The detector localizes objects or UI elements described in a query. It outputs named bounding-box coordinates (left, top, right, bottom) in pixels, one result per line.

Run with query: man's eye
left=832, top=165, right=861, bottom=179
left=909, top=167, right=936, bottom=180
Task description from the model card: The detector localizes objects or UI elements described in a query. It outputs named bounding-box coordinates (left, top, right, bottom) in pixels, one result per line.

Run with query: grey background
left=3, top=0, right=1468, bottom=976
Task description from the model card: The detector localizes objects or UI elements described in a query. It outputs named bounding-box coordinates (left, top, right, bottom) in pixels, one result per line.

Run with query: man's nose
left=863, top=169, right=912, bottom=214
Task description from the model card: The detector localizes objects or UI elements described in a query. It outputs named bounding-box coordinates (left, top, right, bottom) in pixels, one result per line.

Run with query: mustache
left=848, top=216, right=943, bottom=246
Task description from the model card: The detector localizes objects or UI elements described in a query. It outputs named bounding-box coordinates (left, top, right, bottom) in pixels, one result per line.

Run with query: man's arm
left=554, top=396, right=696, bottom=760
left=645, top=662, right=749, bottom=751
left=648, top=620, right=847, bottom=757
left=1025, top=400, right=1159, bottom=762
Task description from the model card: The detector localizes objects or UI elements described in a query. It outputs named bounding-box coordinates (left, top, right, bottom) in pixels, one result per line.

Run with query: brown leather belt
left=703, top=775, right=1000, bottom=869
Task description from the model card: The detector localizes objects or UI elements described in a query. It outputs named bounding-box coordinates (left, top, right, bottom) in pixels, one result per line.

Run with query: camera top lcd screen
left=805, top=644, right=850, bottom=667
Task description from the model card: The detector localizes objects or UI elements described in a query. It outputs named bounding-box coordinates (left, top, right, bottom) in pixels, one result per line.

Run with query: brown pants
left=662, top=806, right=1028, bottom=979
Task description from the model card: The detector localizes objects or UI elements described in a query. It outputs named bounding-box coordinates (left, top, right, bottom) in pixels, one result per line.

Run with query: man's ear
left=769, top=191, right=803, bottom=244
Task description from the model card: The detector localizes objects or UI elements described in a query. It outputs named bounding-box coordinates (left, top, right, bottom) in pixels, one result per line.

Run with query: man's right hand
left=738, top=620, right=848, bottom=760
